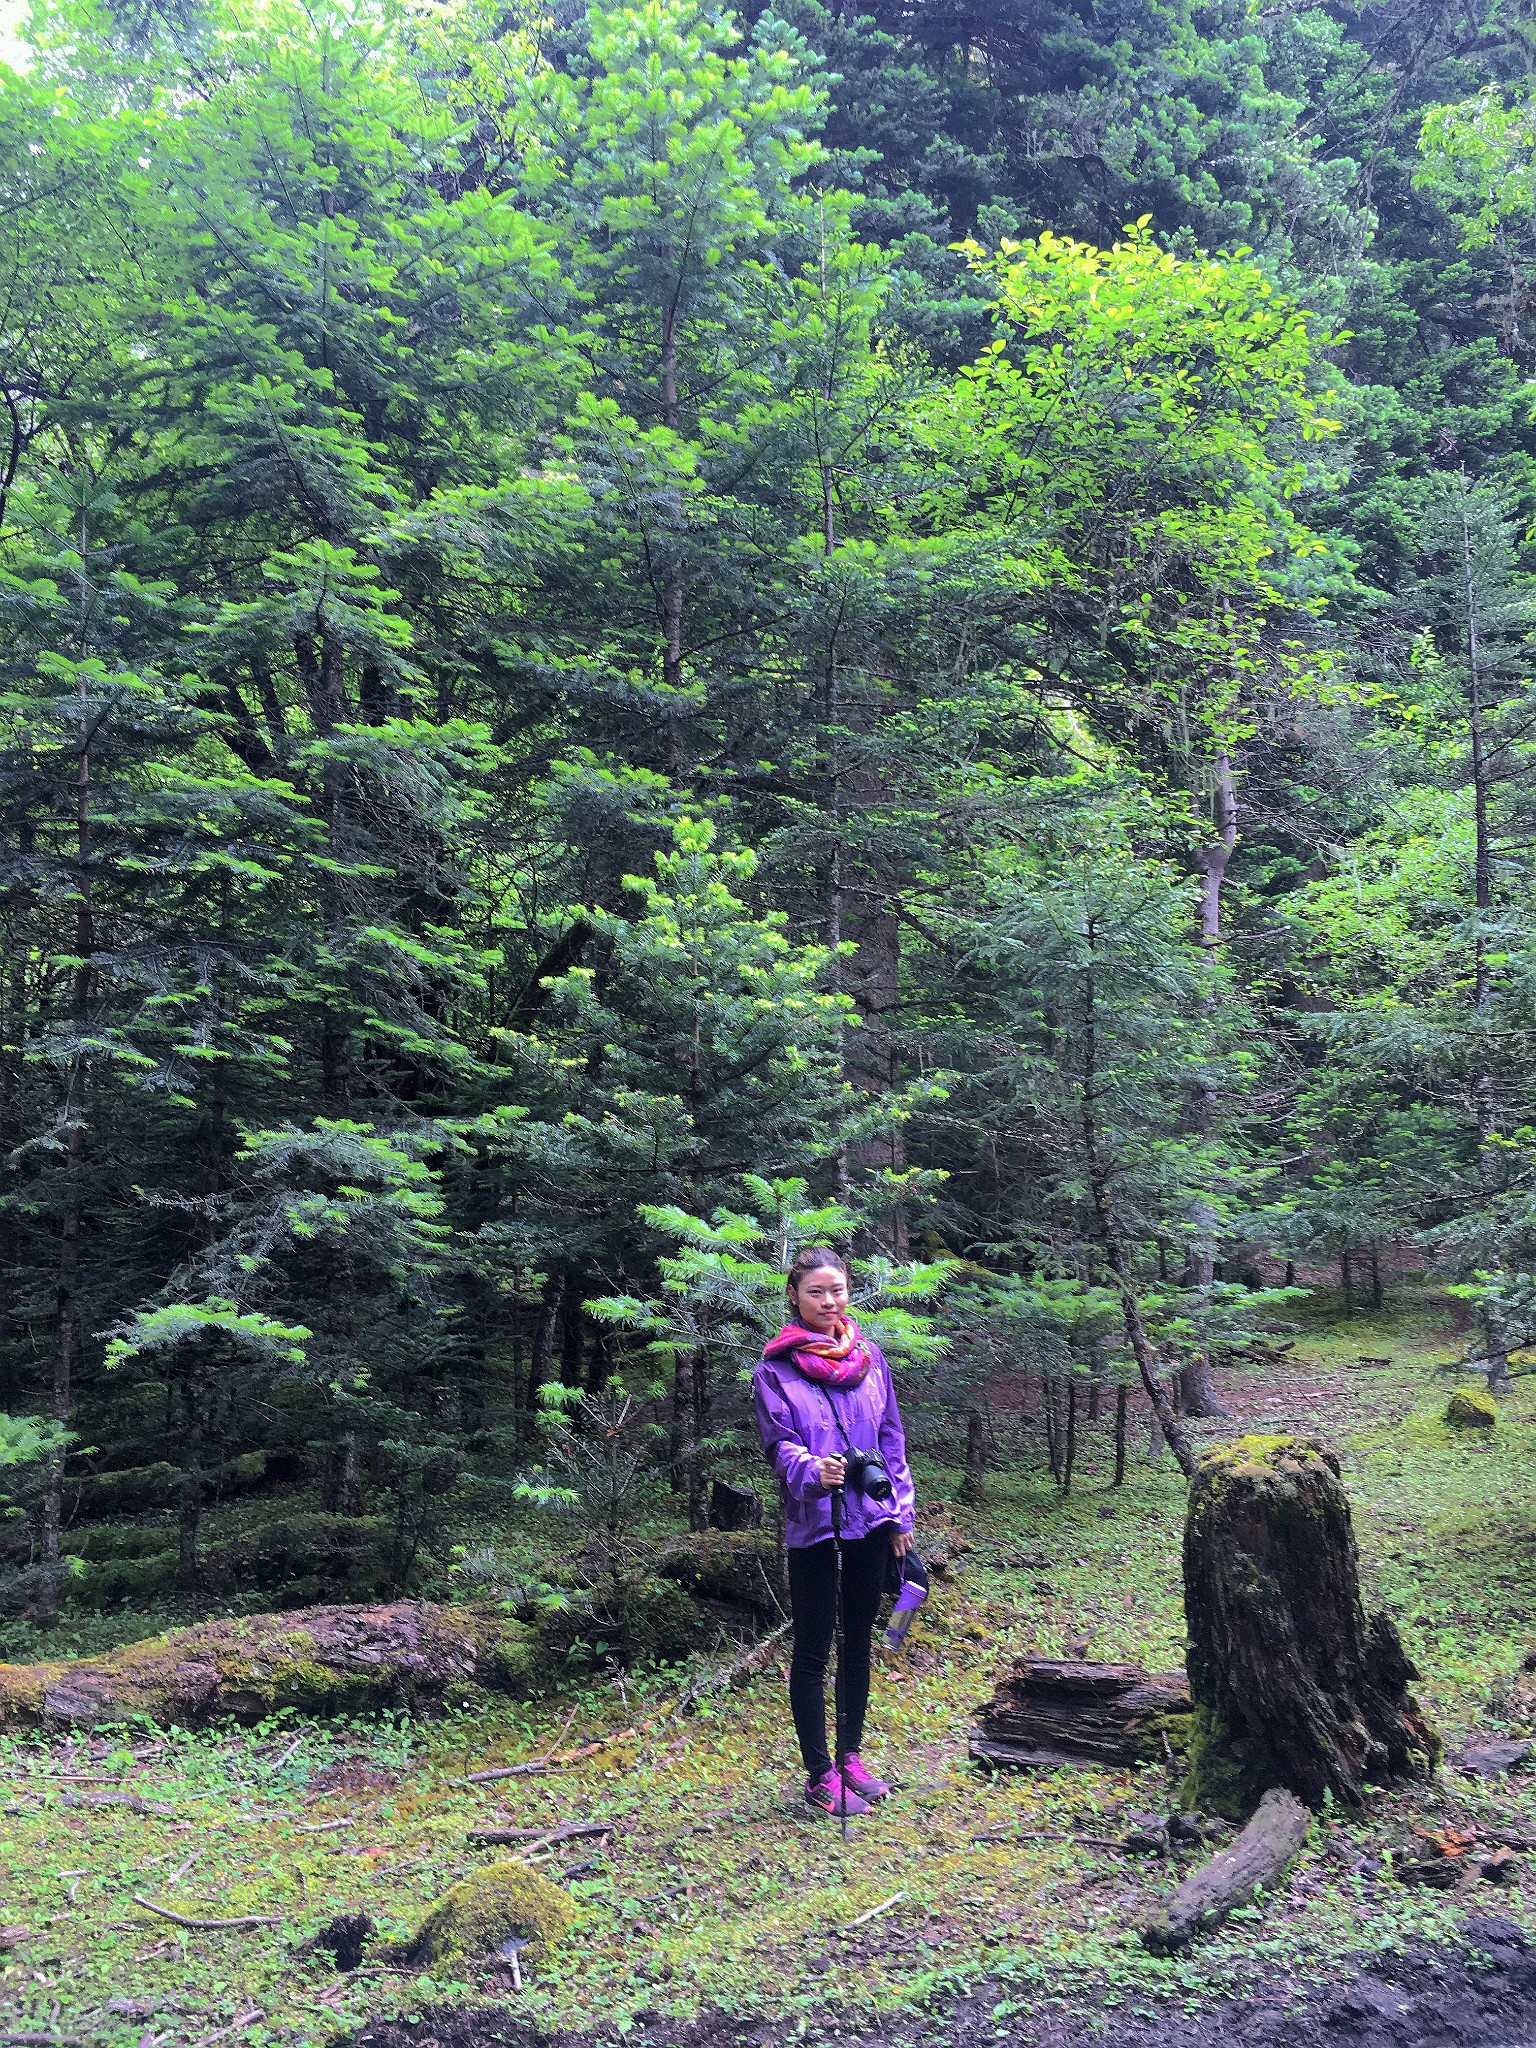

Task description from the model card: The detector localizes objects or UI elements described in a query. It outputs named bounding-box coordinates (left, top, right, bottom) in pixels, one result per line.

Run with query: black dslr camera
left=842, top=1446, right=894, bottom=1502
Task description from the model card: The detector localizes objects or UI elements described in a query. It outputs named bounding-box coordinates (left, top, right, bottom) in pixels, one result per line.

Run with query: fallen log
left=1140, top=1787, right=1310, bottom=1953
left=971, top=1657, right=1193, bottom=1770
left=0, top=1601, right=536, bottom=1731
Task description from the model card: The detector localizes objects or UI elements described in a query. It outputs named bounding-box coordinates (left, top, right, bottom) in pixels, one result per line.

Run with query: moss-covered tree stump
left=396, top=1862, right=575, bottom=1971
left=1446, top=1387, right=1498, bottom=1429
left=1181, top=1436, right=1439, bottom=1818
left=0, top=1600, right=541, bottom=1729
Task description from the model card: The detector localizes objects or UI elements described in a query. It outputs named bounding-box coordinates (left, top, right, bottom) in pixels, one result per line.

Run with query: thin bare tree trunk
left=1180, top=749, right=1237, bottom=1419
left=1080, top=955, right=1197, bottom=1477
left=1461, top=484, right=1498, bottom=1172
left=37, top=703, right=93, bottom=1625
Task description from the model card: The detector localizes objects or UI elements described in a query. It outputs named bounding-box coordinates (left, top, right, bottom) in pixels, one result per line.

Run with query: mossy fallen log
left=1140, top=1786, right=1310, bottom=1953
left=1181, top=1436, right=1439, bottom=1817
left=0, top=1600, right=541, bottom=1729
left=971, top=1657, right=1193, bottom=1770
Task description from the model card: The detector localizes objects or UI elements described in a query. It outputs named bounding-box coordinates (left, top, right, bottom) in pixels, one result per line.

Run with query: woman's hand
left=816, top=1454, right=847, bottom=1490
left=890, top=1527, right=915, bottom=1559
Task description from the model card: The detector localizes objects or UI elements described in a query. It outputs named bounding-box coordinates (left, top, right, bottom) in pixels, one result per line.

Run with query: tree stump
left=707, top=1479, right=763, bottom=1531
left=1181, top=1436, right=1439, bottom=1817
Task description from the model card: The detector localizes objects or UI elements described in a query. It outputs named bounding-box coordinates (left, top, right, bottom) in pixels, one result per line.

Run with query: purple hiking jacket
left=751, top=1341, right=916, bottom=1549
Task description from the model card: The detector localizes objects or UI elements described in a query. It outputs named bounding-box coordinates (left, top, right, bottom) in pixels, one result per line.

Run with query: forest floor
left=6, top=1281, right=1536, bottom=2048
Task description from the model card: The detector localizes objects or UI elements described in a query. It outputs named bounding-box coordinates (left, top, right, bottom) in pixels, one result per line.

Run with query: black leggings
left=786, top=1531, right=889, bottom=1778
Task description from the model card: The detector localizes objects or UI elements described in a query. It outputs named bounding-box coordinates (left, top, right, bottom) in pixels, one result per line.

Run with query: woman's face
left=793, top=1264, right=849, bottom=1334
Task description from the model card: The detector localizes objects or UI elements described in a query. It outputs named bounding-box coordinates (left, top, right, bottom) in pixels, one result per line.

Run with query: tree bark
left=1179, top=748, right=1237, bottom=1419
left=1181, top=1435, right=1439, bottom=1816
left=960, top=1405, right=987, bottom=1504
left=1460, top=481, right=1498, bottom=1173
left=37, top=703, right=93, bottom=1627
left=1113, top=1383, right=1128, bottom=1486
left=0, top=1601, right=536, bottom=1730
left=176, top=1340, right=210, bottom=1593
left=972, top=1656, right=1192, bottom=1771
left=1080, top=957, right=1197, bottom=1477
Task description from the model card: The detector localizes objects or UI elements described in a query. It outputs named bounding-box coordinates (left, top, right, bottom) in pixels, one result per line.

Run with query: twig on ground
left=470, top=1728, right=640, bottom=1781
left=677, top=1622, right=792, bottom=1716
left=465, top=1702, right=581, bottom=1783
left=0, top=2033, right=83, bottom=2045
left=469, top=1821, right=616, bottom=1849
left=971, top=1830, right=1126, bottom=1850
left=132, top=1897, right=281, bottom=1932
left=188, top=2006, right=263, bottom=2048
left=840, top=1891, right=905, bottom=1931
left=293, top=1818, right=352, bottom=1834
left=268, top=1734, right=306, bottom=1772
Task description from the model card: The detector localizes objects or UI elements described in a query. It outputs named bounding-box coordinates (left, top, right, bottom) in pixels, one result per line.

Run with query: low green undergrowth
left=2, top=1282, right=1534, bottom=2047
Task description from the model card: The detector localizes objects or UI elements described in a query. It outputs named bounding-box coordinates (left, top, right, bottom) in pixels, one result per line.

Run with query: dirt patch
left=346, top=1913, right=1536, bottom=2048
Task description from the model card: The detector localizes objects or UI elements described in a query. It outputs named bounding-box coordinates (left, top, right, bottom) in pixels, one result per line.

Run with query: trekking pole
left=830, top=1479, right=849, bottom=1844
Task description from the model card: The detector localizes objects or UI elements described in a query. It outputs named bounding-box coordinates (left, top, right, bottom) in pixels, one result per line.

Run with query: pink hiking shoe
left=805, top=1767, right=871, bottom=1818
left=840, top=1752, right=890, bottom=1801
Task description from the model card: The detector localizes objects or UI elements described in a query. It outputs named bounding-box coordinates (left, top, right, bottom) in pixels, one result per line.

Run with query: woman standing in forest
left=752, top=1249, right=917, bottom=1816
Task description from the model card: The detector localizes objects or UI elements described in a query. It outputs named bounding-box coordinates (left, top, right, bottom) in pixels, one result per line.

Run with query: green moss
left=196, top=1513, right=397, bottom=1601
left=66, top=1549, right=178, bottom=1610
left=535, top=1574, right=702, bottom=1672
left=652, top=1530, right=787, bottom=1615
left=400, top=1860, right=575, bottom=1968
left=474, top=1617, right=543, bottom=1698
left=1444, top=1386, right=1498, bottom=1428
left=1177, top=1701, right=1251, bottom=1821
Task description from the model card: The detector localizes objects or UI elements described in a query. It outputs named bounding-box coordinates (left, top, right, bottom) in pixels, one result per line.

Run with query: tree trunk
left=1460, top=482, right=1498, bottom=1174
left=1180, top=1435, right=1439, bottom=1816
left=1369, top=1242, right=1384, bottom=1313
left=37, top=712, right=93, bottom=1628
left=1080, top=960, right=1197, bottom=1477
left=0, top=1601, right=536, bottom=1730
left=1041, top=1376, right=1061, bottom=1485
left=176, top=1340, right=210, bottom=1594
left=323, top=1431, right=362, bottom=1518
left=688, top=1343, right=710, bottom=1533
left=959, top=1405, right=987, bottom=1504
left=1177, top=1343, right=1228, bottom=1421
left=1340, top=1249, right=1354, bottom=1318
left=1179, top=751, right=1237, bottom=1420
left=1062, top=1380, right=1078, bottom=1494
left=1113, top=1384, right=1128, bottom=1486
left=521, top=1269, right=565, bottom=1456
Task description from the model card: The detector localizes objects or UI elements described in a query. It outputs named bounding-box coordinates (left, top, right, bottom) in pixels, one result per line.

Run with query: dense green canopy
left=2, top=0, right=1534, bottom=1617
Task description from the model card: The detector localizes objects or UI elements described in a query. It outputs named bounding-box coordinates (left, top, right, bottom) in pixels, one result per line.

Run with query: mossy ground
left=4, top=1281, right=1536, bottom=2046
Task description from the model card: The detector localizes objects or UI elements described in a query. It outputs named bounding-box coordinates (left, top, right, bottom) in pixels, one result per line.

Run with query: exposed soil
left=347, top=1913, right=1536, bottom=2048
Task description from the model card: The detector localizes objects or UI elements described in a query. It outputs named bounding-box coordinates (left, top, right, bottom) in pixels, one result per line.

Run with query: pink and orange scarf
left=763, top=1316, right=874, bottom=1390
